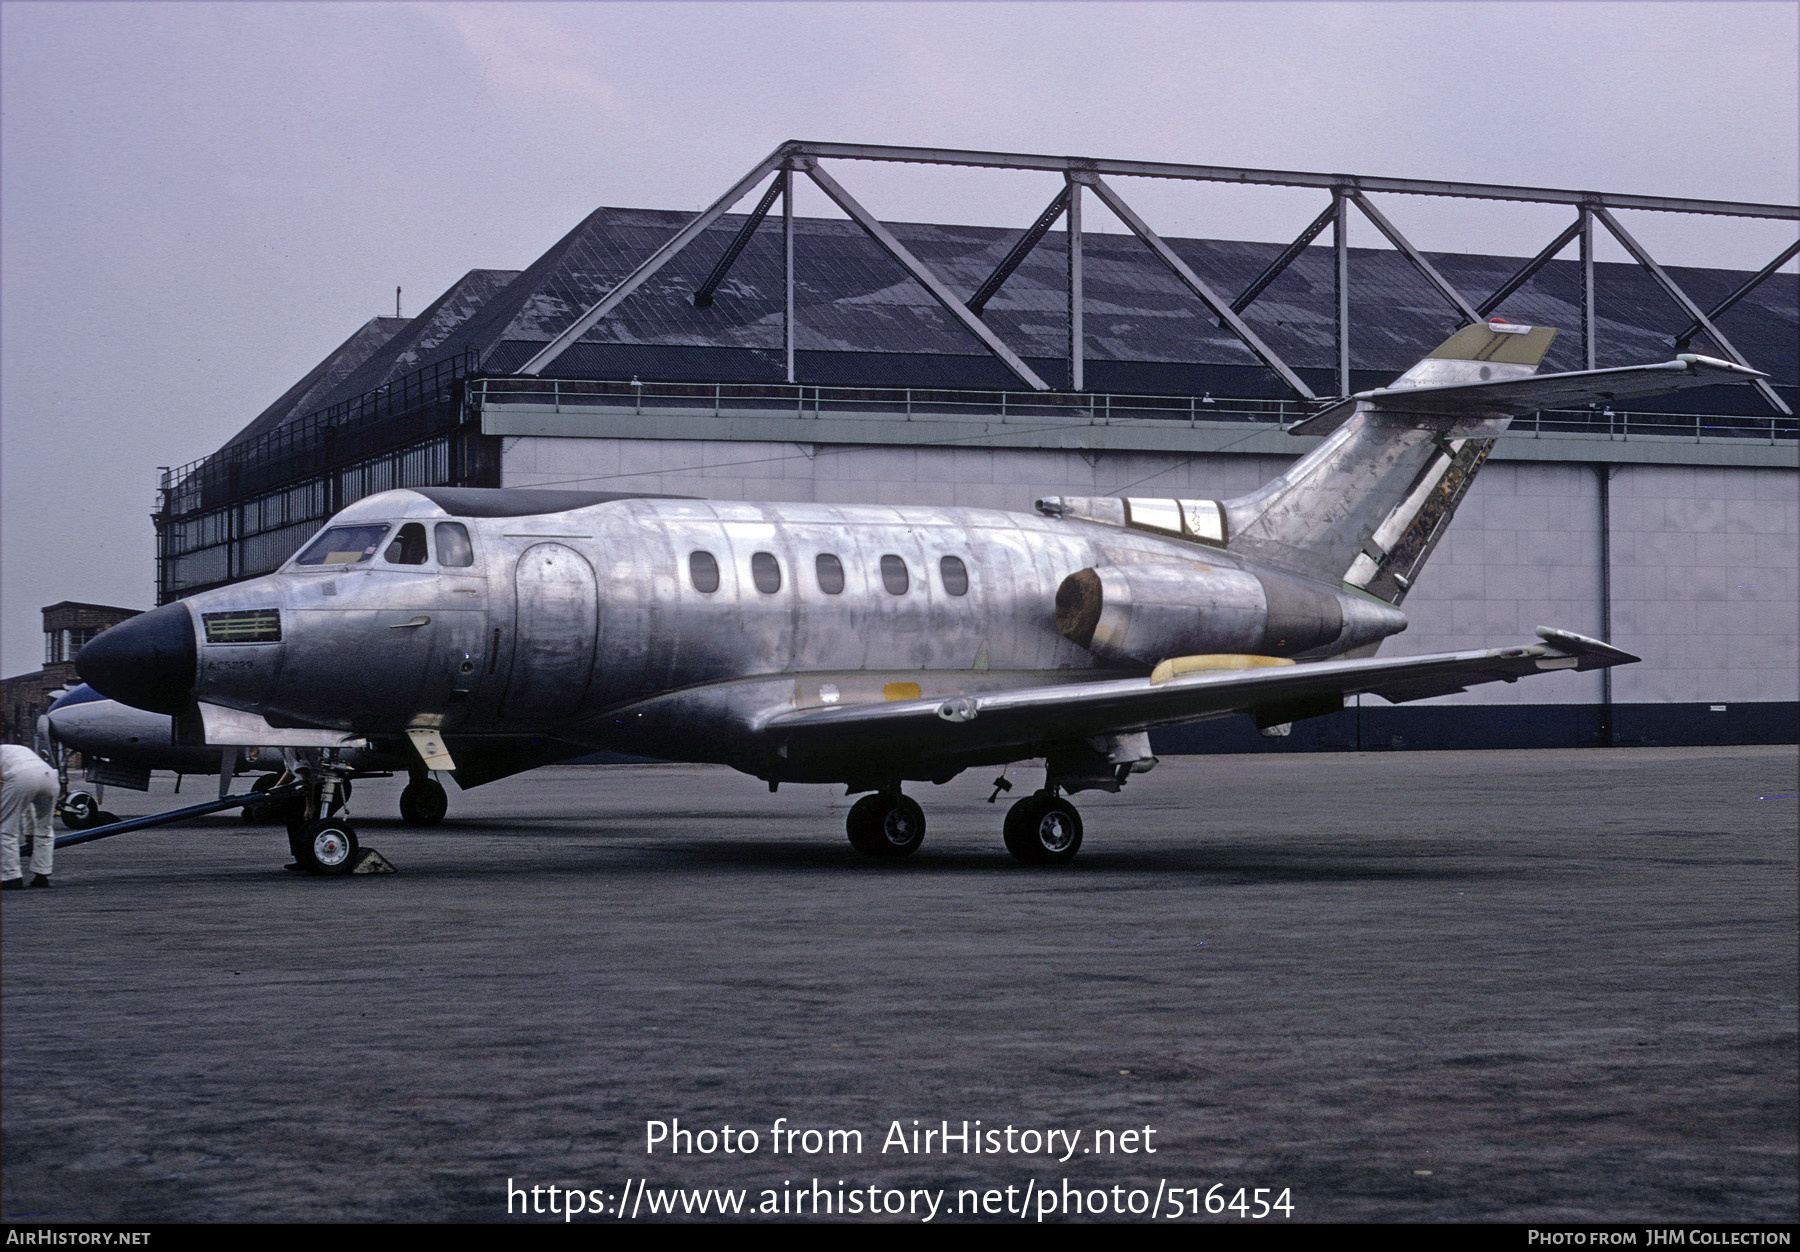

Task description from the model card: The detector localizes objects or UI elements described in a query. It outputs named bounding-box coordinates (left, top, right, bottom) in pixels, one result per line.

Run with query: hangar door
left=502, top=543, right=597, bottom=721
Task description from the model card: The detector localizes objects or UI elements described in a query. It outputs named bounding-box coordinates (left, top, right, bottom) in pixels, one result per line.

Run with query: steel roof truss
left=968, top=187, right=1069, bottom=316
left=1349, top=192, right=1482, bottom=326
left=692, top=174, right=786, bottom=308
left=1084, top=174, right=1317, bottom=401
left=518, top=147, right=788, bottom=376
left=1334, top=190, right=1350, bottom=397
left=1067, top=175, right=1084, bottom=393
left=782, top=142, right=1796, bottom=220
left=516, top=140, right=1793, bottom=405
left=1593, top=207, right=1792, bottom=416
left=1478, top=216, right=1585, bottom=318
left=801, top=158, right=1051, bottom=391
left=782, top=167, right=796, bottom=384
left=1229, top=199, right=1339, bottom=321
left=1672, top=239, right=1800, bottom=351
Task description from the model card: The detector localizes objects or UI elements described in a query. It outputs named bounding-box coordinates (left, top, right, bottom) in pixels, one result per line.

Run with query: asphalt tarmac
left=2, top=746, right=1794, bottom=1224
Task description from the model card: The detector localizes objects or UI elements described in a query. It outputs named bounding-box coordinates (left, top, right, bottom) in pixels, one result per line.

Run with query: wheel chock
left=349, top=848, right=397, bottom=875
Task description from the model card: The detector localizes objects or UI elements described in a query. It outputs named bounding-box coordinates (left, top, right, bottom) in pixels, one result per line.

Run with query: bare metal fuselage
left=181, top=490, right=1399, bottom=784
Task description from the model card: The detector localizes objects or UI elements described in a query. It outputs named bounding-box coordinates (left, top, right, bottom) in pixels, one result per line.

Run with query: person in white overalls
left=2, top=742, right=59, bottom=888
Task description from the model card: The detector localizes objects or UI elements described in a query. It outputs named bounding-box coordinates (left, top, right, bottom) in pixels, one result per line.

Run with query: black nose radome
left=76, top=602, right=197, bottom=715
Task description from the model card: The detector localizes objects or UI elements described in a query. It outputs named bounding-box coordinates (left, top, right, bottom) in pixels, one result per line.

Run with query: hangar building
left=154, top=144, right=1799, bottom=751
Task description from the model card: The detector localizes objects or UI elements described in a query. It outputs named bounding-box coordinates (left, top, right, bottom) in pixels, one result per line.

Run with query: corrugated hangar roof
left=267, top=205, right=1794, bottom=429
left=225, top=315, right=410, bottom=449
left=324, top=268, right=523, bottom=403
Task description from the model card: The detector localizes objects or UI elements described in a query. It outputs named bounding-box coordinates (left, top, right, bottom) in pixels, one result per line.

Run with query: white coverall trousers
left=2, top=744, right=58, bottom=881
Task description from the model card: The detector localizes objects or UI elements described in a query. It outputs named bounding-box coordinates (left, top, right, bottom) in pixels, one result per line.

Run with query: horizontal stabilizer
left=1292, top=354, right=1766, bottom=438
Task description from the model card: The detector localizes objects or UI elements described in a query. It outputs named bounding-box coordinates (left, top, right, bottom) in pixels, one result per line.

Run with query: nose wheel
left=846, top=790, right=926, bottom=859
left=294, top=817, right=359, bottom=875
left=1003, top=792, right=1083, bottom=865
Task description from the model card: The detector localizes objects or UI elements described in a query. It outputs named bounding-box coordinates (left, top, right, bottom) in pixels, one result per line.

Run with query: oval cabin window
left=751, top=551, right=782, bottom=594
left=880, top=554, right=910, bottom=595
left=816, top=553, right=845, bottom=595
left=939, top=555, right=969, bottom=596
left=689, top=550, right=720, bottom=593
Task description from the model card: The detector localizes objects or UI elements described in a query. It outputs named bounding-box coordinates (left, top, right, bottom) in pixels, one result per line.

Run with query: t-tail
left=1221, top=321, right=1766, bottom=603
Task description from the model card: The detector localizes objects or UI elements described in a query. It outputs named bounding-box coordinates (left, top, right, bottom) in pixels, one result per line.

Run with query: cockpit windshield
left=294, top=524, right=391, bottom=567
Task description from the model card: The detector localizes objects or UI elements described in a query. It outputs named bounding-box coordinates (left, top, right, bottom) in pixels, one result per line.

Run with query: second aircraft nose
left=76, top=602, right=197, bottom=715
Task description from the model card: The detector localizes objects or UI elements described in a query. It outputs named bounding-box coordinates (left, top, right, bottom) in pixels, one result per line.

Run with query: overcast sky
left=2, top=0, right=1796, bottom=677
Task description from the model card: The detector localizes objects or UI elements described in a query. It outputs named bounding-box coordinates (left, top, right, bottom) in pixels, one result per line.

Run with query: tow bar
left=54, top=784, right=302, bottom=849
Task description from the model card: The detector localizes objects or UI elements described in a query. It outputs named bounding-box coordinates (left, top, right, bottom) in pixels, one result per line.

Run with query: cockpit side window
left=295, top=524, right=390, bottom=566
left=384, top=522, right=429, bottom=565
left=434, top=522, right=474, bottom=567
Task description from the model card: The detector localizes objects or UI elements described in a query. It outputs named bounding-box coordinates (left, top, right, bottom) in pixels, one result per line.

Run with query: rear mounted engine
left=1055, top=562, right=1405, bottom=667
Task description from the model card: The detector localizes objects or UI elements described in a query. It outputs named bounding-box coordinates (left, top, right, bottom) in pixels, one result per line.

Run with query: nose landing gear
left=284, top=755, right=361, bottom=875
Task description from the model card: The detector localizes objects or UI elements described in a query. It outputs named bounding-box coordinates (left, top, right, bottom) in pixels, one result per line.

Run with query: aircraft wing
left=759, top=628, right=1635, bottom=762
left=1292, top=354, right=1766, bottom=436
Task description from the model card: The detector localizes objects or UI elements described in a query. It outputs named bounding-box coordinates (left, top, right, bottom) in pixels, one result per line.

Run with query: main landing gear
left=399, top=774, right=448, bottom=827
left=845, top=787, right=926, bottom=859
left=1002, top=790, right=1083, bottom=865
left=841, top=779, right=1088, bottom=866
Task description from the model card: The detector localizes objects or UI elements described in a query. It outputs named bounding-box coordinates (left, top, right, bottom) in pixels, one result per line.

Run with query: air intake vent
left=203, top=610, right=281, bottom=644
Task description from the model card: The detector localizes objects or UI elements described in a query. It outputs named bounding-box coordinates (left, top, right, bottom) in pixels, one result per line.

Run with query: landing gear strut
left=284, top=754, right=359, bottom=875
left=846, top=787, right=926, bottom=859
left=1003, top=790, right=1083, bottom=865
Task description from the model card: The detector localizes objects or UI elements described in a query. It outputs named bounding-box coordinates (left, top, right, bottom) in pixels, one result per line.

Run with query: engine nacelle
left=1054, top=561, right=1406, bottom=667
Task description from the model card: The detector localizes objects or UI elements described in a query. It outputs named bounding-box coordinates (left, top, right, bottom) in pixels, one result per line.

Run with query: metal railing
left=469, top=376, right=1797, bottom=444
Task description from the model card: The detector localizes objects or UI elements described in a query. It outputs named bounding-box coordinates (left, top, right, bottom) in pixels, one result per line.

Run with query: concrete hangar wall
left=160, top=162, right=1799, bottom=753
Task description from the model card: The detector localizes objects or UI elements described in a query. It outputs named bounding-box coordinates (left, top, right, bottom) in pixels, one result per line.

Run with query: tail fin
left=1222, top=323, right=1763, bottom=603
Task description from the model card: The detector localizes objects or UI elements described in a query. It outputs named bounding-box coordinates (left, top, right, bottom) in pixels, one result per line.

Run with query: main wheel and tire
left=399, top=778, right=448, bottom=827
left=1004, top=793, right=1083, bottom=865
left=295, top=818, right=359, bottom=875
left=845, top=793, right=926, bottom=859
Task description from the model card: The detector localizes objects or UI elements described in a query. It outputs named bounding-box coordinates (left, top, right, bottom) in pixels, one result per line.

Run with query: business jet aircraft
left=77, top=323, right=1763, bottom=872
